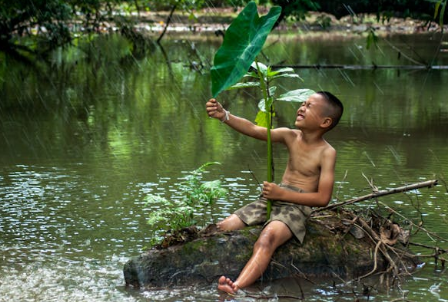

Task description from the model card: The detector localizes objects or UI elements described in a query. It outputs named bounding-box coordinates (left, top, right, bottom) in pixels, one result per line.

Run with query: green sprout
left=145, top=162, right=227, bottom=245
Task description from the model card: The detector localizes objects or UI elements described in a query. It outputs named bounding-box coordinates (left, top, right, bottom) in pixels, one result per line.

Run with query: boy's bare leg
left=217, top=214, right=246, bottom=231
left=218, top=221, right=293, bottom=294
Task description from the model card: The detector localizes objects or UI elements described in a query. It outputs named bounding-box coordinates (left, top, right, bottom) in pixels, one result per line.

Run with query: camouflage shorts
left=234, top=183, right=312, bottom=243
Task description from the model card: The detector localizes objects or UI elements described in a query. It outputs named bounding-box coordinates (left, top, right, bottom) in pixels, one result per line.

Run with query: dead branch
left=356, top=217, right=399, bottom=275
left=409, top=241, right=448, bottom=254
left=272, top=64, right=448, bottom=70
left=307, top=180, right=443, bottom=290
left=377, top=201, right=448, bottom=243
left=341, top=211, right=401, bottom=281
left=157, top=4, right=177, bottom=44
left=314, top=180, right=438, bottom=213
left=358, top=240, right=382, bottom=279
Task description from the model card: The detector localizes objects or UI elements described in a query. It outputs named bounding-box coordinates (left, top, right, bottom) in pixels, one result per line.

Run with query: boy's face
left=295, top=94, right=329, bottom=129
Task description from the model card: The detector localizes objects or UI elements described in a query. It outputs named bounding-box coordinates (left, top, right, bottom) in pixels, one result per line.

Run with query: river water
left=1, top=30, right=447, bottom=301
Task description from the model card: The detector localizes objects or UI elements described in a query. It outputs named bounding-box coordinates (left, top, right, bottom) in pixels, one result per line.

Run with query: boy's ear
left=321, top=117, right=333, bottom=129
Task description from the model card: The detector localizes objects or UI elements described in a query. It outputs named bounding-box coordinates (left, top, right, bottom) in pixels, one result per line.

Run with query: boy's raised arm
left=206, top=98, right=270, bottom=141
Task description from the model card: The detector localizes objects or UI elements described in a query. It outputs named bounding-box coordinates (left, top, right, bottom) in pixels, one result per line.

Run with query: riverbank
left=125, top=8, right=443, bottom=36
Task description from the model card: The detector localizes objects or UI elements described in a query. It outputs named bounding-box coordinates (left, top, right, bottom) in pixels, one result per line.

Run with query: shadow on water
left=0, top=31, right=448, bottom=301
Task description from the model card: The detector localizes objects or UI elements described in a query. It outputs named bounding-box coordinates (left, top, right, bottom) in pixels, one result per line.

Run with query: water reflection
left=0, top=256, right=136, bottom=302
left=1, top=32, right=448, bottom=301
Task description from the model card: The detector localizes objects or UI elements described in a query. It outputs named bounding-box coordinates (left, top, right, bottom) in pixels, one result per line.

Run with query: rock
left=123, top=210, right=421, bottom=288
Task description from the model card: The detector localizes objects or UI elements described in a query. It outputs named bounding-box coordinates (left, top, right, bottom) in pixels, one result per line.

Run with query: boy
left=205, top=91, right=343, bottom=294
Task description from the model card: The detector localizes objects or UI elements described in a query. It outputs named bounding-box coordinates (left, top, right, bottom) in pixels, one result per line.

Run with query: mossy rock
left=123, top=210, right=421, bottom=288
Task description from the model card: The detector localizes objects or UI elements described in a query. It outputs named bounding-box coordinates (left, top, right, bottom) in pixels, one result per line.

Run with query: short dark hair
left=316, top=91, right=344, bottom=129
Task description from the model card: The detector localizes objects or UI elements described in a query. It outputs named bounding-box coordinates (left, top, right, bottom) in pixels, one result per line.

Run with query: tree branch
left=157, top=4, right=177, bottom=44
left=314, top=180, right=438, bottom=213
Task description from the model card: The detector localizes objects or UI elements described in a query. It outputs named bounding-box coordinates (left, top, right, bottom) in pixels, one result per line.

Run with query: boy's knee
left=217, top=214, right=245, bottom=231
left=254, top=233, right=276, bottom=250
left=255, top=221, right=292, bottom=249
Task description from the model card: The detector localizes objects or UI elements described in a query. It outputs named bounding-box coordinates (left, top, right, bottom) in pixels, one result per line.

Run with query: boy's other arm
left=262, top=147, right=336, bottom=207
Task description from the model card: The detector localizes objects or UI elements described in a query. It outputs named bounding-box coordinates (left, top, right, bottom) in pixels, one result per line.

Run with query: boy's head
left=316, top=91, right=344, bottom=130
left=295, top=91, right=343, bottom=132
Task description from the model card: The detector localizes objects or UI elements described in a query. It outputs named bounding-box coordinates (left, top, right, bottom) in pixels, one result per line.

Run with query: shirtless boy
left=205, top=91, right=343, bottom=295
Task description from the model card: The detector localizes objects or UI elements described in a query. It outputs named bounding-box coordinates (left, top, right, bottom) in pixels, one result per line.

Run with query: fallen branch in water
left=273, top=64, right=448, bottom=70
left=408, top=241, right=448, bottom=255
left=314, top=180, right=438, bottom=213
left=408, top=242, right=448, bottom=268
left=377, top=200, right=447, bottom=243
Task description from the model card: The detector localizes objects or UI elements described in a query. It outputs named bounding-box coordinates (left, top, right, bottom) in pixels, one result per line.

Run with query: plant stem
left=266, top=103, right=273, bottom=219
left=256, top=60, right=273, bottom=219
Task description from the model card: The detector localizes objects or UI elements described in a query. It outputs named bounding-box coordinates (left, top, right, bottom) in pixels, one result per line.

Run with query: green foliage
left=1, top=0, right=445, bottom=59
left=315, top=14, right=332, bottom=29
left=210, top=2, right=281, bottom=97
left=146, top=194, right=193, bottom=227
left=314, top=0, right=439, bottom=25
left=0, top=0, right=208, bottom=56
left=428, top=0, right=447, bottom=28
left=145, top=162, right=227, bottom=242
left=276, top=87, right=316, bottom=103
left=366, top=27, right=379, bottom=50
left=229, top=61, right=312, bottom=127
left=149, top=0, right=205, bottom=10
left=272, top=0, right=321, bottom=21
left=0, top=0, right=73, bottom=50
left=179, top=162, right=227, bottom=207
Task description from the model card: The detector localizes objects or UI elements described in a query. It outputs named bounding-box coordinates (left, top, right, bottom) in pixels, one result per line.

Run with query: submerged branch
left=409, top=241, right=448, bottom=254
left=383, top=38, right=428, bottom=66
left=273, top=64, right=448, bottom=70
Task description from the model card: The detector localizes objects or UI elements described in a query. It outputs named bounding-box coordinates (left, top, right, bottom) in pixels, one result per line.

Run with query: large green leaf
left=277, top=89, right=316, bottom=103
left=210, top=2, right=281, bottom=97
left=228, top=82, right=260, bottom=90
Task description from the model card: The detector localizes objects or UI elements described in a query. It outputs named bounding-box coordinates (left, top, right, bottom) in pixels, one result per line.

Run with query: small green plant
left=145, top=162, right=227, bottom=245
left=366, top=27, right=379, bottom=50
left=179, top=162, right=227, bottom=208
left=315, top=14, right=332, bottom=29
left=430, top=0, right=447, bottom=30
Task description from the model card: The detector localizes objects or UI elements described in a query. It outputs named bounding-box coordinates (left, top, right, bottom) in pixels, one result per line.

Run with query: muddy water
left=0, top=32, right=447, bottom=301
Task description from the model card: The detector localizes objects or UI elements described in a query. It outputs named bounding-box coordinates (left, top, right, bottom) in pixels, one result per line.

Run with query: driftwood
left=316, top=179, right=438, bottom=212
left=123, top=180, right=443, bottom=289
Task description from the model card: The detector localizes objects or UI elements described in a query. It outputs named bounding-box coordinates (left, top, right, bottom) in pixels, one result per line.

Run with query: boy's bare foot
left=217, top=276, right=238, bottom=294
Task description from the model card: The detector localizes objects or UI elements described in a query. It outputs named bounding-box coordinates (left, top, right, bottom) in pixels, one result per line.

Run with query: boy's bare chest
left=287, top=141, right=322, bottom=176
